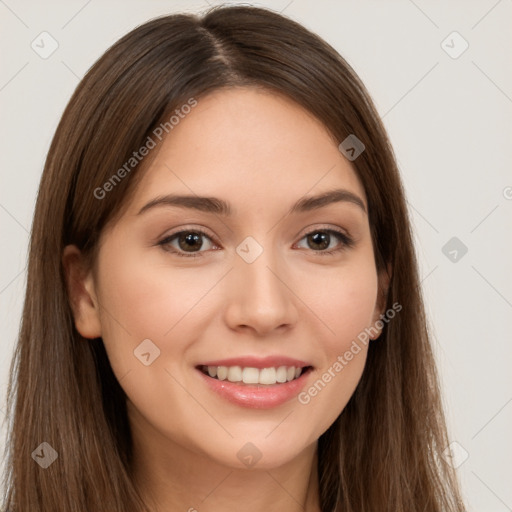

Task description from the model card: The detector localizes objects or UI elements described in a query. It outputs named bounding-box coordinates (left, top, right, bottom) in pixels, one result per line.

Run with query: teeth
left=227, top=366, right=242, bottom=382
left=243, top=367, right=260, bottom=384
left=276, top=366, right=287, bottom=383
left=259, top=367, right=276, bottom=385
left=217, top=366, right=228, bottom=380
left=202, top=365, right=306, bottom=385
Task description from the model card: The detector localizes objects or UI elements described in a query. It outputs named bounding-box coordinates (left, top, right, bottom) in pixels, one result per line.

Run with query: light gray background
left=1, top=1, right=511, bottom=510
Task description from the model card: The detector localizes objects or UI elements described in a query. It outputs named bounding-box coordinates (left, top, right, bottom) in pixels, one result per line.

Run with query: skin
left=64, top=87, right=389, bottom=512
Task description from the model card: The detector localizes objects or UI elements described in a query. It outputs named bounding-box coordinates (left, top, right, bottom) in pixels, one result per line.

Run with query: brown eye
left=177, top=232, right=204, bottom=252
left=306, top=231, right=331, bottom=251
left=296, top=228, right=354, bottom=255
left=158, top=229, right=217, bottom=258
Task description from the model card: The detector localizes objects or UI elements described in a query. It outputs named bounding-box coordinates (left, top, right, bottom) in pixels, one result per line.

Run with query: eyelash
left=157, top=226, right=354, bottom=259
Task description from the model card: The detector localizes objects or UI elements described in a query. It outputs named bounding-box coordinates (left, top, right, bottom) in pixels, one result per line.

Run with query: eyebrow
left=137, top=188, right=367, bottom=216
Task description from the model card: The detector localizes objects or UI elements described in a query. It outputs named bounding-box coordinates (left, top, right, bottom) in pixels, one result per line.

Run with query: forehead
left=128, top=87, right=366, bottom=216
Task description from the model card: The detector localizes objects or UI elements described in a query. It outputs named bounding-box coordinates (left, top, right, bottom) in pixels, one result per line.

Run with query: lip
left=197, top=356, right=311, bottom=369
left=195, top=365, right=314, bottom=409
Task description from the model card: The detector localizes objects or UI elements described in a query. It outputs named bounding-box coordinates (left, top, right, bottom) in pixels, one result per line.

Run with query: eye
left=157, top=225, right=354, bottom=259
left=158, top=228, right=218, bottom=258
left=295, top=227, right=354, bottom=256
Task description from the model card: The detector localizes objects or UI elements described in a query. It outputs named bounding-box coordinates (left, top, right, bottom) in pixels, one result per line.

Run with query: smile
left=195, top=360, right=314, bottom=408
left=199, top=365, right=310, bottom=385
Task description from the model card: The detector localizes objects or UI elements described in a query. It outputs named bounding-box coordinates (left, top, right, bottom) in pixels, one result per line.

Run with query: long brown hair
left=2, top=5, right=465, bottom=511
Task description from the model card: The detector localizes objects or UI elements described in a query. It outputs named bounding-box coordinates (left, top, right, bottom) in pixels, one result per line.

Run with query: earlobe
left=62, top=245, right=102, bottom=339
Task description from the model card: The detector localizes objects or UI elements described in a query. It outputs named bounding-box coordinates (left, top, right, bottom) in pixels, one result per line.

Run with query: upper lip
left=197, top=356, right=312, bottom=369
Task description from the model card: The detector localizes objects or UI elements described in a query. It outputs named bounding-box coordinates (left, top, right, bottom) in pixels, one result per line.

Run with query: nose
left=223, top=246, right=299, bottom=337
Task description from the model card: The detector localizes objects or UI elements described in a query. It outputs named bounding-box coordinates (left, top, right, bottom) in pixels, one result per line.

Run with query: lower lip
left=196, top=367, right=313, bottom=409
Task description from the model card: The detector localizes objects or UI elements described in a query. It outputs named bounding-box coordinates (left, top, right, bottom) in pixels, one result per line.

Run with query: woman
left=2, top=5, right=466, bottom=511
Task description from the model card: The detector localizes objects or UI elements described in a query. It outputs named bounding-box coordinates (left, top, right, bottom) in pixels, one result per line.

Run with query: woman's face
left=70, top=87, right=386, bottom=470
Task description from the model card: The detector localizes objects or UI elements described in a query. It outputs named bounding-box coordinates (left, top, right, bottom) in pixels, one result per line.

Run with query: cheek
left=291, top=256, right=378, bottom=432
left=93, top=243, right=216, bottom=372
left=294, top=255, right=379, bottom=350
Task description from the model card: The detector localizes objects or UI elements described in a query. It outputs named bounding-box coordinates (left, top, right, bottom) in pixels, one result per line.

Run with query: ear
left=370, top=263, right=392, bottom=340
left=62, top=245, right=102, bottom=339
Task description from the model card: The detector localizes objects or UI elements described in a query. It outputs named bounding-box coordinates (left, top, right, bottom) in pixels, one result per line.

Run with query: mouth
left=196, top=364, right=314, bottom=386
left=194, top=356, right=315, bottom=408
